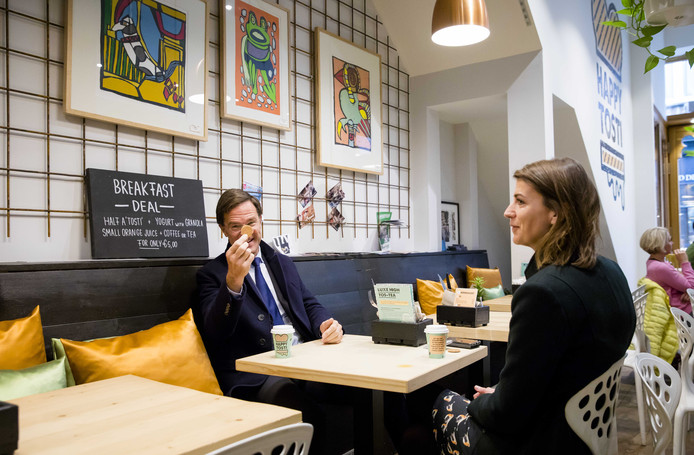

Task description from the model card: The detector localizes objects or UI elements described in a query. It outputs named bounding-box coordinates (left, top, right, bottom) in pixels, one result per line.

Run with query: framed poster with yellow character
left=65, top=0, right=208, bottom=141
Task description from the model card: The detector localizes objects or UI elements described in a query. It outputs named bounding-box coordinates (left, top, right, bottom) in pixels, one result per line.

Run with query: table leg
left=353, top=388, right=374, bottom=455
left=353, top=389, right=393, bottom=455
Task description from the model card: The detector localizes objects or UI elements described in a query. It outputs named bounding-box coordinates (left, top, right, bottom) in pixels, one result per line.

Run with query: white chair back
left=633, top=292, right=649, bottom=353
left=635, top=353, right=681, bottom=455
left=687, top=288, right=694, bottom=305
left=206, top=423, right=313, bottom=455
left=565, top=357, right=624, bottom=455
left=671, top=307, right=694, bottom=386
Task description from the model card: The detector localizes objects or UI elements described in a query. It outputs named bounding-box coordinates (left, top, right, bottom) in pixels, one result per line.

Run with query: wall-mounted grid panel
left=0, top=0, right=410, bottom=260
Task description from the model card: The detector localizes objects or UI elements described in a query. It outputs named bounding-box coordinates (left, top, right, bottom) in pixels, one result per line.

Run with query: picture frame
left=64, top=0, right=208, bottom=141
left=221, top=0, right=291, bottom=130
left=441, top=201, right=460, bottom=249
left=315, top=28, right=383, bottom=175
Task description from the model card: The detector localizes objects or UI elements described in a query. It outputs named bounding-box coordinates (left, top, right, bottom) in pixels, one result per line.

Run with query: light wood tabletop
left=433, top=311, right=512, bottom=342
left=484, top=294, right=512, bottom=312
left=9, top=374, right=301, bottom=455
left=236, top=334, right=487, bottom=394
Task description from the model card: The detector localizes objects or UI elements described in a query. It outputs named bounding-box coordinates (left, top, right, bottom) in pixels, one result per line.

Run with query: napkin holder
left=436, top=305, right=490, bottom=327
left=372, top=318, right=433, bottom=347
left=0, top=401, right=18, bottom=455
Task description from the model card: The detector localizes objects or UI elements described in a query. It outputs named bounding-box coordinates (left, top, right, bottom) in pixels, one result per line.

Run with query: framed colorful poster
left=221, top=0, right=291, bottom=130
left=315, top=28, right=382, bottom=175
left=441, top=201, right=460, bottom=249
left=64, top=0, right=208, bottom=141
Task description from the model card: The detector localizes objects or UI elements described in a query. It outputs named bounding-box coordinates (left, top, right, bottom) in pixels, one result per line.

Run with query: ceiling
left=370, top=0, right=542, bottom=78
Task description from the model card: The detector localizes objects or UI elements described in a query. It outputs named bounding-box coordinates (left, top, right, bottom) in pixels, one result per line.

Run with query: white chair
left=624, top=285, right=649, bottom=445
left=636, top=353, right=681, bottom=455
left=206, top=423, right=313, bottom=455
left=565, top=356, right=624, bottom=455
left=670, top=307, right=694, bottom=455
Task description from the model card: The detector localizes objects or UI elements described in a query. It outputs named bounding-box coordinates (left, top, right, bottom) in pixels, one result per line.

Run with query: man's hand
left=225, top=234, right=254, bottom=292
left=473, top=385, right=495, bottom=399
left=319, top=318, right=343, bottom=344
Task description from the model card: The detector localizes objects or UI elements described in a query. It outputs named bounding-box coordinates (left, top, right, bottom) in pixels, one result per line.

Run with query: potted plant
left=602, top=0, right=694, bottom=73
left=470, top=276, right=486, bottom=303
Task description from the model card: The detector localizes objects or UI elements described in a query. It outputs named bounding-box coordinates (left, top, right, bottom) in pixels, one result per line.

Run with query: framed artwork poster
left=64, top=0, right=208, bottom=141
left=221, top=0, right=291, bottom=130
left=441, top=201, right=460, bottom=249
left=315, top=28, right=383, bottom=175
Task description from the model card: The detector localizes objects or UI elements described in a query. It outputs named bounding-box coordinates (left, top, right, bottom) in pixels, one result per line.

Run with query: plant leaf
left=642, top=24, right=667, bottom=36
left=644, top=55, right=660, bottom=73
left=658, top=45, right=677, bottom=57
left=632, top=36, right=652, bottom=47
left=687, top=49, right=694, bottom=68
left=621, top=0, right=633, bottom=7
left=601, top=20, right=627, bottom=28
left=616, top=7, right=634, bottom=16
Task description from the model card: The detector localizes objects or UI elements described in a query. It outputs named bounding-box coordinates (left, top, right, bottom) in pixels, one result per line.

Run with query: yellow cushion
left=448, top=274, right=458, bottom=290
left=0, top=306, right=47, bottom=370
left=56, top=309, right=222, bottom=395
left=416, top=279, right=444, bottom=315
left=466, top=266, right=503, bottom=289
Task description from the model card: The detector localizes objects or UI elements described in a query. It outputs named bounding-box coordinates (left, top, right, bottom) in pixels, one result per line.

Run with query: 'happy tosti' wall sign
left=86, top=168, right=209, bottom=259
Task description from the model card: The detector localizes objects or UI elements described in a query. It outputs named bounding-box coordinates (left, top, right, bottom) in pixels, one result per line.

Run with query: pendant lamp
left=431, top=0, right=490, bottom=47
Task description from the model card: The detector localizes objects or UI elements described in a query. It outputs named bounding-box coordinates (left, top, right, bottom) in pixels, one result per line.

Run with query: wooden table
left=9, top=375, right=301, bottom=455
left=442, top=311, right=512, bottom=342
left=237, top=334, right=487, bottom=454
left=484, top=294, right=513, bottom=312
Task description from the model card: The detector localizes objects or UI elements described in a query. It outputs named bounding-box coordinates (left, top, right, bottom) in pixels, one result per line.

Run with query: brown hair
left=514, top=158, right=600, bottom=269
left=215, top=189, right=262, bottom=226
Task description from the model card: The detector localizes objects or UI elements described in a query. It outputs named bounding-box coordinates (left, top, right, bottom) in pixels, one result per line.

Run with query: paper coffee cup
left=424, top=324, right=449, bottom=359
left=271, top=325, right=295, bottom=358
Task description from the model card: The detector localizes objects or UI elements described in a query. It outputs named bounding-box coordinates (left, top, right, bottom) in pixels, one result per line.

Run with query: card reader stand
left=436, top=305, right=490, bottom=327
left=371, top=318, right=433, bottom=347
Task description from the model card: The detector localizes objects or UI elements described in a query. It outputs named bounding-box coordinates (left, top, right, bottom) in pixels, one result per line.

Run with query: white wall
left=454, top=123, right=480, bottom=252
left=0, top=0, right=413, bottom=262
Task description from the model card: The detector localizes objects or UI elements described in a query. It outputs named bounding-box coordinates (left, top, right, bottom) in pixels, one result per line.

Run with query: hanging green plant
left=602, top=0, right=694, bottom=73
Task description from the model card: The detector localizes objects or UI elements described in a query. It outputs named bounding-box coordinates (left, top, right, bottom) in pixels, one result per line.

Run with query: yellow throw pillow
left=0, top=306, right=47, bottom=370
left=466, top=266, right=503, bottom=289
left=57, top=309, right=222, bottom=395
left=417, top=279, right=445, bottom=315
left=448, top=274, right=458, bottom=290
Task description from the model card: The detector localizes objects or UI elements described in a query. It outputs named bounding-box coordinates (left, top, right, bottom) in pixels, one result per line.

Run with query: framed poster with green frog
left=221, top=0, right=291, bottom=130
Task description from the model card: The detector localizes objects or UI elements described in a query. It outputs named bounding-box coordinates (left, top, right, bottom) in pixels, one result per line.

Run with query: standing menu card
left=373, top=283, right=417, bottom=323
left=86, top=168, right=209, bottom=259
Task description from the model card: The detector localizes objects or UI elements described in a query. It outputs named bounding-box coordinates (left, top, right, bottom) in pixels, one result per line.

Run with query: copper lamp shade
left=431, top=0, right=490, bottom=46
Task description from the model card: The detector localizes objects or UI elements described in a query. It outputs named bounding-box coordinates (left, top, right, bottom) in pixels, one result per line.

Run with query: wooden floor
left=618, top=368, right=694, bottom=454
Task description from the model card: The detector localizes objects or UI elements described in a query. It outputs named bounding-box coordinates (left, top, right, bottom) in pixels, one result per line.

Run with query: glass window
left=665, top=60, right=694, bottom=116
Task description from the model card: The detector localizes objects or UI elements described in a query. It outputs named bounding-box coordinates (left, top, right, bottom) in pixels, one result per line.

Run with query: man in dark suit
left=195, top=189, right=343, bottom=453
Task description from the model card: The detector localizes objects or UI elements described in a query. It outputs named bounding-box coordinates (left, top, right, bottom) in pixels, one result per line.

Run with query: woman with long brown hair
left=432, top=158, right=635, bottom=454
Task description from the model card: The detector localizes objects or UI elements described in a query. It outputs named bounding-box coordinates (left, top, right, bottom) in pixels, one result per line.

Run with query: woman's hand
left=674, top=248, right=689, bottom=265
left=473, top=385, right=495, bottom=399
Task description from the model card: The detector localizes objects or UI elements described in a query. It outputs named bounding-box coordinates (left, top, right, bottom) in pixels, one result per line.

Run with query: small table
left=10, top=375, right=301, bottom=454
left=443, top=310, right=512, bottom=342
left=484, top=294, right=513, bottom=312
left=237, top=334, right=487, bottom=454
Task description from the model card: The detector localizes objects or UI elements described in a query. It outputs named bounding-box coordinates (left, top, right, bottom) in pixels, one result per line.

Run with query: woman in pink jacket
left=640, top=227, right=694, bottom=314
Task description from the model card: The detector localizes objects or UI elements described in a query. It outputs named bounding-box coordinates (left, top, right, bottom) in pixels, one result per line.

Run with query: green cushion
left=483, top=284, right=505, bottom=301
left=0, top=357, right=68, bottom=400
left=52, top=338, right=76, bottom=386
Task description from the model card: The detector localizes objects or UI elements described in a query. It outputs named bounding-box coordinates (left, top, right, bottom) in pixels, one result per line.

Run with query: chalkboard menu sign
left=86, top=169, right=209, bottom=259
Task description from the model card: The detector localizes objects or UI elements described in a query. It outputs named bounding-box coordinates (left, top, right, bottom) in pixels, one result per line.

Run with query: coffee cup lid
left=424, top=324, right=449, bottom=334
left=271, top=325, right=295, bottom=333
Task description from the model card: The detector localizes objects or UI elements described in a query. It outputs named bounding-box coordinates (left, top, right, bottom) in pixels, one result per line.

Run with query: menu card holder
left=371, top=318, right=433, bottom=347
left=0, top=401, right=18, bottom=455
left=436, top=305, right=490, bottom=328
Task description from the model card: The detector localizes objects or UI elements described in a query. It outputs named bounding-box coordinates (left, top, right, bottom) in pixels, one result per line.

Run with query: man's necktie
left=253, top=257, right=283, bottom=325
